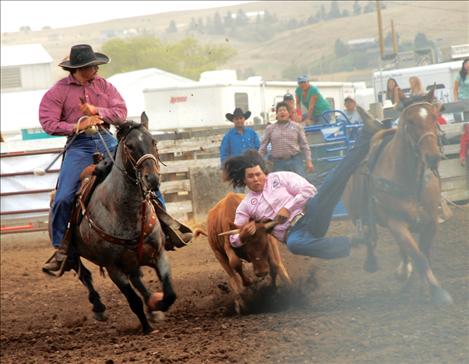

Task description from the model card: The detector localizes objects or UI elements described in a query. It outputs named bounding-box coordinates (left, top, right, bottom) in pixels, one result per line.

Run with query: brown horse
left=343, top=91, right=453, bottom=304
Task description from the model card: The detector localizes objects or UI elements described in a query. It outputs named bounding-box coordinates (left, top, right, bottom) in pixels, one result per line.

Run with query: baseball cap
left=283, top=93, right=294, bottom=101
left=297, top=75, right=309, bottom=83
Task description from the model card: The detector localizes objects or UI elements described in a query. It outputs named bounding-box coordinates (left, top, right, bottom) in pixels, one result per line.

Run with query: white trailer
left=143, top=74, right=365, bottom=131
left=372, top=61, right=462, bottom=104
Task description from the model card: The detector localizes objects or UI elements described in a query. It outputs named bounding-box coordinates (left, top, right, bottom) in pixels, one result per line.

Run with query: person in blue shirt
left=220, top=107, right=260, bottom=166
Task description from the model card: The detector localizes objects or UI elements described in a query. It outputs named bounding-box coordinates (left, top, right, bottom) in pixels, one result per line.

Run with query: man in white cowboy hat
left=220, top=107, right=260, bottom=166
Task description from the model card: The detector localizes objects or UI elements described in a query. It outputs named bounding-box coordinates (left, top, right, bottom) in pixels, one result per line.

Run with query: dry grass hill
left=2, top=1, right=468, bottom=84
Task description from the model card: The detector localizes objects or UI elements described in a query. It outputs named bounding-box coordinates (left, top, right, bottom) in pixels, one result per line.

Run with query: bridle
left=401, top=102, right=439, bottom=158
left=82, top=123, right=165, bottom=259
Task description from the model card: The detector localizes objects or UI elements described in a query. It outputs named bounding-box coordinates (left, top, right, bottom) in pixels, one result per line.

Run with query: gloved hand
left=76, top=115, right=103, bottom=133
left=275, top=207, right=290, bottom=224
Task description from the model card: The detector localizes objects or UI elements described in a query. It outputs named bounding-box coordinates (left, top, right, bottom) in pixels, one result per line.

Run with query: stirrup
left=42, top=252, right=69, bottom=277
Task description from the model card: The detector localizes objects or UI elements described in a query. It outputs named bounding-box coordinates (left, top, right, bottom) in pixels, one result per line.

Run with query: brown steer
left=195, top=192, right=291, bottom=313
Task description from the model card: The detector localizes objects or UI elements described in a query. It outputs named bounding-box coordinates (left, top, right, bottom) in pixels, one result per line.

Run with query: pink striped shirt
left=39, top=74, right=127, bottom=136
left=258, top=121, right=312, bottom=161
left=230, top=171, right=317, bottom=247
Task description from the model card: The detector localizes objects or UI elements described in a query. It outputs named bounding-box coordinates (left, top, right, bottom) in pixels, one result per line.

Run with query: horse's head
left=116, top=112, right=161, bottom=193
left=399, top=87, right=441, bottom=169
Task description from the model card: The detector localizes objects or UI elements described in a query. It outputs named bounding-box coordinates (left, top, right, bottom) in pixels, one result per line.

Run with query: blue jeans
left=272, top=154, right=306, bottom=177
left=51, top=132, right=166, bottom=248
left=286, top=130, right=372, bottom=259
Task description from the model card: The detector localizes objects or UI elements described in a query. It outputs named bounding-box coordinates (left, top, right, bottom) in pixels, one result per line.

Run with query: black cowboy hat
left=58, top=44, right=110, bottom=69
left=225, top=108, right=251, bottom=122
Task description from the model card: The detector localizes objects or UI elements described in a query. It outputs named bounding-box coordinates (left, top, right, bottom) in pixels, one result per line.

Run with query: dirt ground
left=1, top=208, right=468, bottom=364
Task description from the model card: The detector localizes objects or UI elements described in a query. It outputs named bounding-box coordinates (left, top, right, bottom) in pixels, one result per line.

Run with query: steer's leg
left=106, top=266, right=153, bottom=334
left=268, top=237, right=292, bottom=286
left=212, top=248, right=247, bottom=313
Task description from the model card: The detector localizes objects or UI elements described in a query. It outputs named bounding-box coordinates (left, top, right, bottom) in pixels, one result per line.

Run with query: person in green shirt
left=295, top=75, right=332, bottom=124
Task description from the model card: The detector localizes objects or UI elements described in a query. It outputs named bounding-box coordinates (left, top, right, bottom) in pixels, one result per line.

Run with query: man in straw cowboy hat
left=40, top=44, right=190, bottom=273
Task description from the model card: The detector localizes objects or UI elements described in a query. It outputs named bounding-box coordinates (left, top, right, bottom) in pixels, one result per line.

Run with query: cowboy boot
left=42, top=228, right=72, bottom=273
left=152, top=200, right=193, bottom=250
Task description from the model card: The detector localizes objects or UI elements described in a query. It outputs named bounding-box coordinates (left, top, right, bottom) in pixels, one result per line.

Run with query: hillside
left=2, top=1, right=468, bottom=84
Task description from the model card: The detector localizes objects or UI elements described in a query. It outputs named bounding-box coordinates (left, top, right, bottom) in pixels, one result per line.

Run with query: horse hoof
left=364, top=256, right=379, bottom=273
left=93, top=311, right=108, bottom=322
left=147, top=292, right=164, bottom=311
left=431, top=287, right=454, bottom=305
left=148, top=310, right=165, bottom=323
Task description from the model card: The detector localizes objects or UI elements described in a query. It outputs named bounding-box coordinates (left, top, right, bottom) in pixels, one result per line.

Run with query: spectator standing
left=460, top=123, right=469, bottom=166
left=283, top=93, right=302, bottom=123
left=342, top=97, right=364, bottom=124
left=259, top=101, right=314, bottom=177
left=220, top=108, right=260, bottom=166
left=454, top=58, right=469, bottom=101
left=432, top=100, right=447, bottom=125
left=295, top=75, right=332, bottom=124
left=409, top=76, right=425, bottom=96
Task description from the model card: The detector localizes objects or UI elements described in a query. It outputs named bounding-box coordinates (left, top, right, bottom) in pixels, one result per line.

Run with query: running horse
left=54, top=114, right=176, bottom=333
left=343, top=89, right=453, bottom=304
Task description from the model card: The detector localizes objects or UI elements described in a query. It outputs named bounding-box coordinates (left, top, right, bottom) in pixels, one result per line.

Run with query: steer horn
left=218, top=229, right=240, bottom=237
left=264, top=220, right=278, bottom=230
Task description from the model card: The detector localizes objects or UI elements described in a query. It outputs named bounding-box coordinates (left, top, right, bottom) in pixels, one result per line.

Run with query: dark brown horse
left=343, top=90, right=453, bottom=304
left=53, top=114, right=176, bottom=333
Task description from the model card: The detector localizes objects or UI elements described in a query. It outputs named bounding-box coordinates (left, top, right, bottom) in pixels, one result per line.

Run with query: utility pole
left=391, top=19, right=398, bottom=55
left=376, top=0, right=384, bottom=59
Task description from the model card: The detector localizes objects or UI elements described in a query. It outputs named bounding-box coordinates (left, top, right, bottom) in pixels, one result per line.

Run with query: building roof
left=1, top=43, right=53, bottom=67
left=1, top=89, right=47, bottom=132
left=107, top=68, right=196, bottom=118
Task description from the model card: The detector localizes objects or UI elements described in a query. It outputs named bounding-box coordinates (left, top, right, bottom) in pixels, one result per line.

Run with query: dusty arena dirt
left=1, top=208, right=468, bottom=364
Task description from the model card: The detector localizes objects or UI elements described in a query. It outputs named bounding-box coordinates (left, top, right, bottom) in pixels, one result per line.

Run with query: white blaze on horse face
left=137, top=134, right=144, bottom=142
left=419, top=107, right=428, bottom=120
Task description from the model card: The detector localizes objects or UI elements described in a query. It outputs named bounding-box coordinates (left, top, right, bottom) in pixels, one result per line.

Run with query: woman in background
left=409, top=76, right=425, bottom=96
left=454, top=58, right=469, bottom=102
left=386, top=78, right=403, bottom=109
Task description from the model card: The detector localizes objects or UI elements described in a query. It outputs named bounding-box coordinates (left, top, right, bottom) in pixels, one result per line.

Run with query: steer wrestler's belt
left=285, top=211, right=304, bottom=241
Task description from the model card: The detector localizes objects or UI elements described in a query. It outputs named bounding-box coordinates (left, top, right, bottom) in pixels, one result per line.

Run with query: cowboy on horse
left=39, top=44, right=192, bottom=274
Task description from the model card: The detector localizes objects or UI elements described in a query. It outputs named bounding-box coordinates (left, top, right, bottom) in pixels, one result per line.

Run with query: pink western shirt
left=39, top=74, right=127, bottom=136
left=230, top=171, right=317, bottom=247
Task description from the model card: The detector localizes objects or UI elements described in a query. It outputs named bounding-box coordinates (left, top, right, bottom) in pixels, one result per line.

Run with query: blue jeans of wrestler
left=272, top=154, right=306, bottom=177
left=286, top=130, right=372, bottom=259
left=51, top=132, right=166, bottom=249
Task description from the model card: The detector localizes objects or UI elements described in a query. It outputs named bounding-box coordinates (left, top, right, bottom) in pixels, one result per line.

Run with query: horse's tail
left=193, top=228, right=208, bottom=238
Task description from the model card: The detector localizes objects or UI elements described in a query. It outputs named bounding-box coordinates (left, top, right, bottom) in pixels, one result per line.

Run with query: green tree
left=414, top=32, right=433, bottom=49
left=334, top=38, right=349, bottom=57
left=166, top=20, right=177, bottom=34
left=353, top=0, right=361, bottom=15
left=100, top=36, right=235, bottom=80
left=329, top=0, right=341, bottom=19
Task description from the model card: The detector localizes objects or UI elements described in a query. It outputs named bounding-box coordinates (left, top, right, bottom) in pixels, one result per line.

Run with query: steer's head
left=229, top=220, right=277, bottom=278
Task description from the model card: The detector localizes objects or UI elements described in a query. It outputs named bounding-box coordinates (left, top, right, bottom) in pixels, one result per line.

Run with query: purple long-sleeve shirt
left=230, top=171, right=317, bottom=247
left=39, top=74, right=127, bottom=136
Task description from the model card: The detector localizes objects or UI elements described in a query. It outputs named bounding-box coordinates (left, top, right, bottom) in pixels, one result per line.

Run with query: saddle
left=58, top=153, right=192, bottom=269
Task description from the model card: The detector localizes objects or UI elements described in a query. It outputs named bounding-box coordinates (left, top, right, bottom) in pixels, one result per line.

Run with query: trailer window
left=426, top=83, right=446, bottom=90
left=234, top=93, right=249, bottom=111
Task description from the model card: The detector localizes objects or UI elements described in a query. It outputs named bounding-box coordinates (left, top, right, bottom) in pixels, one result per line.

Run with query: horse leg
left=129, top=269, right=166, bottom=322
left=387, top=219, right=453, bottom=305
left=76, top=259, right=107, bottom=321
left=106, top=266, right=153, bottom=334
left=363, top=228, right=379, bottom=273
left=150, top=251, right=177, bottom=312
left=395, top=246, right=413, bottom=282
